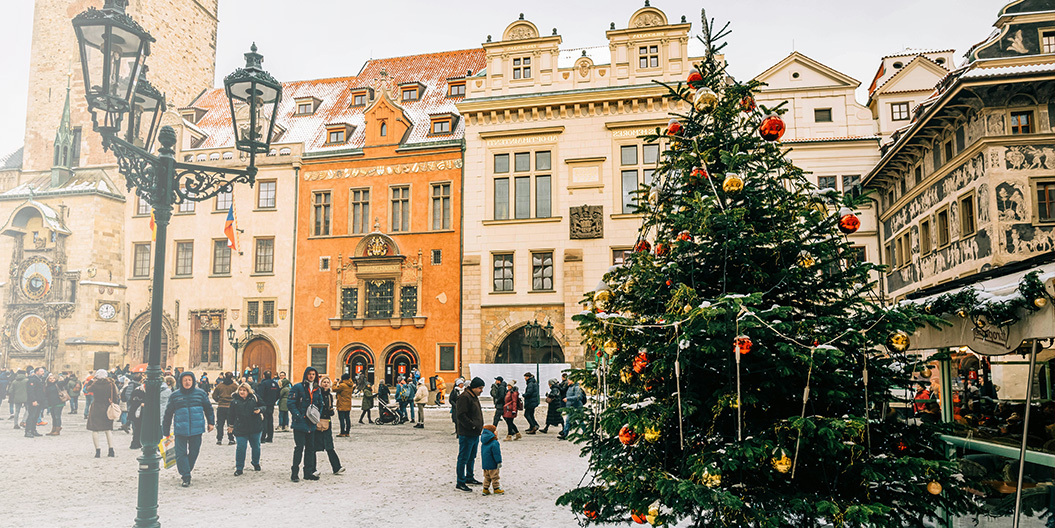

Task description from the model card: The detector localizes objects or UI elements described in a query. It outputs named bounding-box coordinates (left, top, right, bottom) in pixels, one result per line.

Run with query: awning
left=901, top=261, right=1055, bottom=356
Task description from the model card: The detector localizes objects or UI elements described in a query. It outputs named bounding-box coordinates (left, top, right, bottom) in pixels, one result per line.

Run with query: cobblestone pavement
left=0, top=406, right=588, bottom=528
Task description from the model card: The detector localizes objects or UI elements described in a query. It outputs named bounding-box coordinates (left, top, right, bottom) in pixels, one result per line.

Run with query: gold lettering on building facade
left=303, top=159, right=464, bottom=181
left=611, top=127, right=658, bottom=139
left=484, top=135, right=561, bottom=148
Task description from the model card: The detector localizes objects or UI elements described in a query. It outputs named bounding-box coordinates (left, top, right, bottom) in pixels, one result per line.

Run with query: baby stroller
left=375, top=401, right=400, bottom=425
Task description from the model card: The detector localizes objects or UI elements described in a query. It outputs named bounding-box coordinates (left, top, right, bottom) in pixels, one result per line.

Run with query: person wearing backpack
left=66, top=374, right=81, bottom=415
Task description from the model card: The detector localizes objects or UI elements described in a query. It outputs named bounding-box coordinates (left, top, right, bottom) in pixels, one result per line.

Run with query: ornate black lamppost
left=227, top=323, right=254, bottom=375
left=523, top=319, right=554, bottom=350
left=71, top=1, right=281, bottom=526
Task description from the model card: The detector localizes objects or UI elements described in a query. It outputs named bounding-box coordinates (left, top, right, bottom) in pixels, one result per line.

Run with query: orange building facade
left=292, top=50, right=485, bottom=386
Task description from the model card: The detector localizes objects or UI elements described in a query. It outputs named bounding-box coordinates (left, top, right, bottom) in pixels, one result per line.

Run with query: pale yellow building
left=459, top=4, right=702, bottom=369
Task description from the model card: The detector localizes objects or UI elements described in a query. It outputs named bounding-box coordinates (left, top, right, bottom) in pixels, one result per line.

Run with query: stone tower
left=21, top=0, right=219, bottom=172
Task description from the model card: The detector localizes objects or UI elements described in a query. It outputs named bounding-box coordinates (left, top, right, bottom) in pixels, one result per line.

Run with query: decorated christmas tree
left=558, top=13, right=978, bottom=527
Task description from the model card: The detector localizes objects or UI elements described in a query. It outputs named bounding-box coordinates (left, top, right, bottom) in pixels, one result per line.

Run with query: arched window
left=380, top=122, right=387, bottom=137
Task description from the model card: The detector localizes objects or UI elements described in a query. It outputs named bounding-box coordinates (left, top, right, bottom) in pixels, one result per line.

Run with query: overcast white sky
left=0, top=0, right=1004, bottom=157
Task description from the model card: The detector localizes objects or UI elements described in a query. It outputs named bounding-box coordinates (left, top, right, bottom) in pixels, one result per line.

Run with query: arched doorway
left=384, top=345, right=418, bottom=386
left=128, top=311, right=177, bottom=368
left=243, top=338, right=277, bottom=378
left=141, top=331, right=170, bottom=366
left=342, top=345, right=374, bottom=384
left=494, top=325, right=564, bottom=363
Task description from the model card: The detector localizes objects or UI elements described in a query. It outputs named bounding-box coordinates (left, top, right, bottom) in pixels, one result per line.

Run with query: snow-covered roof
left=0, top=147, right=23, bottom=170
left=960, top=62, right=1055, bottom=79
left=882, top=48, right=955, bottom=60
left=0, top=168, right=123, bottom=200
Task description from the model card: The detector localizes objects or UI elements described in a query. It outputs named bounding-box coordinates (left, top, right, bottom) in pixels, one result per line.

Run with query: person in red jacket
left=502, top=381, right=522, bottom=441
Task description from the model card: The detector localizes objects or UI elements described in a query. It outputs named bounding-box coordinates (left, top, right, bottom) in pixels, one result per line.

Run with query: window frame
left=390, top=185, right=411, bottom=232
left=351, top=91, right=368, bottom=107
left=814, top=108, right=833, bottom=123
left=256, top=179, right=277, bottom=210
left=1032, top=178, right=1055, bottom=224
left=1042, top=30, right=1055, bottom=54
left=215, top=190, right=232, bottom=212
left=817, top=176, right=837, bottom=190
left=327, top=129, right=346, bottom=144
left=401, top=86, right=419, bottom=101
left=211, top=239, right=231, bottom=276
left=1010, top=110, right=1034, bottom=135
left=936, top=206, right=951, bottom=249
left=512, top=56, right=532, bottom=80
left=530, top=251, right=554, bottom=292
left=919, top=218, right=932, bottom=256
left=891, top=102, right=910, bottom=121
left=133, top=242, right=151, bottom=278
left=959, top=191, right=977, bottom=239
left=254, top=237, right=275, bottom=275
left=365, top=280, right=395, bottom=319
left=448, top=82, right=466, bottom=97
left=309, top=345, right=328, bottom=375
left=612, top=248, right=633, bottom=266
left=490, top=149, right=552, bottom=221
left=312, top=190, right=332, bottom=236
left=492, top=253, right=514, bottom=293
left=349, top=187, right=371, bottom=235
left=136, top=196, right=151, bottom=216
left=438, top=344, right=457, bottom=372
left=638, top=44, right=660, bottom=69
left=431, top=182, right=452, bottom=231
left=174, top=240, right=194, bottom=277
left=619, top=142, right=660, bottom=214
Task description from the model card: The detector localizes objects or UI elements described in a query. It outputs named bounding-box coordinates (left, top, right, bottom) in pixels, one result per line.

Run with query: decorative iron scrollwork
left=174, top=162, right=258, bottom=203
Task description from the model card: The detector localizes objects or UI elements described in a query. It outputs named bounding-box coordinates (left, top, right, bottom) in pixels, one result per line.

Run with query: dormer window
left=350, top=88, right=373, bottom=107
left=448, top=81, right=466, bottom=97
left=429, top=114, right=456, bottom=136
left=180, top=107, right=207, bottom=125
left=295, top=97, right=321, bottom=116
left=639, top=45, right=659, bottom=69
left=325, top=123, right=354, bottom=145
left=400, top=82, right=424, bottom=102
left=329, top=130, right=345, bottom=143
left=512, top=57, right=532, bottom=79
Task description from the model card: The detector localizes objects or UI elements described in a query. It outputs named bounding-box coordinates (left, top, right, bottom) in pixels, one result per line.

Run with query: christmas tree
left=558, top=13, right=978, bottom=527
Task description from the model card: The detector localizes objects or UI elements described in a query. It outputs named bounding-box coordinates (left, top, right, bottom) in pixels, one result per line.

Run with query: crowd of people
left=0, top=364, right=587, bottom=493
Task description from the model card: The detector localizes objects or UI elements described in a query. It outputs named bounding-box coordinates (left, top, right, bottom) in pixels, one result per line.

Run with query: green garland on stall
left=918, top=270, right=1049, bottom=328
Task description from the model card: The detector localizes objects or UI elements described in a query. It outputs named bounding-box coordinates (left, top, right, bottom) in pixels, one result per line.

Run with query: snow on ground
left=0, top=406, right=589, bottom=528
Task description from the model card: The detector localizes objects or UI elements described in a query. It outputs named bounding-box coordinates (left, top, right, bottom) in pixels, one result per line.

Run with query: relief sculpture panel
left=884, top=153, right=987, bottom=237
left=1005, top=144, right=1055, bottom=171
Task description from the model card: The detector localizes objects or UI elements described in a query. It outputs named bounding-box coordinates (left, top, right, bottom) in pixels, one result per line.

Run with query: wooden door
left=243, top=338, right=276, bottom=377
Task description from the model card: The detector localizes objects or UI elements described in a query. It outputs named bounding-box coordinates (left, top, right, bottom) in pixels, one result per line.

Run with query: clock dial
left=16, top=314, right=47, bottom=351
left=98, top=303, right=116, bottom=320
left=20, top=260, right=53, bottom=301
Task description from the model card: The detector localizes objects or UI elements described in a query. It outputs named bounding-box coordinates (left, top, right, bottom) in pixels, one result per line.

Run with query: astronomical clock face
left=20, top=259, right=53, bottom=301
left=16, top=314, right=47, bottom=351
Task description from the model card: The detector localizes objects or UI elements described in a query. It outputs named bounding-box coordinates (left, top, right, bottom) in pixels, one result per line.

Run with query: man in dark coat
left=257, top=371, right=280, bottom=443
left=24, top=367, right=46, bottom=438
left=489, top=377, right=506, bottom=427
left=287, top=367, right=321, bottom=482
left=211, top=373, right=237, bottom=445
left=523, top=373, right=540, bottom=434
left=163, top=372, right=215, bottom=487
left=455, top=377, right=485, bottom=492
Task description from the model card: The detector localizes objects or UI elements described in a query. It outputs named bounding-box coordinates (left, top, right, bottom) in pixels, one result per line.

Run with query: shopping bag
left=158, top=436, right=177, bottom=469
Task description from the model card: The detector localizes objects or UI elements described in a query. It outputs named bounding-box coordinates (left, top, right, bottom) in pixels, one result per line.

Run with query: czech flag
left=149, top=210, right=156, bottom=241
left=224, top=203, right=238, bottom=251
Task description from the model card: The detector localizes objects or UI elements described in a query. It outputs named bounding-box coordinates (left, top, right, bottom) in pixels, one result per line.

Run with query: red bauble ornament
left=654, top=243, right=669, bottom=257
left=838, top=212, right=861, bottom=235
left=896, top=440, right=908, bottom=452
left=740, top=96, right=757, bottom=113
left=759, top=114, right=786, bottom=141
left=584, top=503, right=600, bottom=520
left=689, top=167, right=708, bottom=184
left=666, top=119, right=683, bottom=136
left=619, top=424, right=639, bottom=446
left=634, top=240, right=651, bottom=253
left=687, top=68, right=703, bottom=89
left=632, top=351, right=650, bottom=373
left=734, top=335, right=752, bottom=355
left=677, top=230, right=693, bottom=242
left=664, top=279, right=673, bottom=287
left=631, top=511, right=648, bottom=524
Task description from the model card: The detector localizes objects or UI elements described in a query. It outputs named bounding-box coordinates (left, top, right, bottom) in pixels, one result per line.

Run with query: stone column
left=563, top=249, right=584, bottom=366
left=461, top=254, right=482, bottom=377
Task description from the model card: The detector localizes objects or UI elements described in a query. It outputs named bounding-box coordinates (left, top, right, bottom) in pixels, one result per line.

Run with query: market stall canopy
left=902, top=259, right=1055, bottom=356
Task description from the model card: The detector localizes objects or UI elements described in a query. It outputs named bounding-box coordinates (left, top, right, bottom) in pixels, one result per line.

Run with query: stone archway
left=382, top=343, right=418, bottom=386
left=340, top=343, right=374, bottom=382
left=493, top=323, right=565, bottom=364
left=126, top=310, right=178, bottom=367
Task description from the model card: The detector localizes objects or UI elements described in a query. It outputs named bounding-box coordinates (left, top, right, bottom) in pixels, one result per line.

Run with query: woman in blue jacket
left=163, top=371, right=215, bottom=487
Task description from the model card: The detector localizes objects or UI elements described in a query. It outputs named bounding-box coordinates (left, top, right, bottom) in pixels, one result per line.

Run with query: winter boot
left=504, top=435, right=512, bottom=441
left=539, top=426, right=548, bottom=433
left=45, top=426, right=58, bottom=436
left=108, top=448, right=115, bottom=457
left=515, top=432, right=522, bottom=440
left=54, top=426, right=61, bottom=435
left=95, top=448, right=101, bottom=458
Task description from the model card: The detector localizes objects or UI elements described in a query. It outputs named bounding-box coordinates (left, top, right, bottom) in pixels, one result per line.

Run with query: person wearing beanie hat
left=454, top=377, right=486, bottom=491
left=163, top=371, right=215, bottom=487
left=489, top=376, right=507, bottom=428
left=480, top=424, right=504, bottom=495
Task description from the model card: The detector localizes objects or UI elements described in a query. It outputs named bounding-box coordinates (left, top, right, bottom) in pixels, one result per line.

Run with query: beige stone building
left=458, top=4, right=701, bottom=369
left=753, top=52, right=883, bottom=289
left=866, top=48, right=955, bottom=141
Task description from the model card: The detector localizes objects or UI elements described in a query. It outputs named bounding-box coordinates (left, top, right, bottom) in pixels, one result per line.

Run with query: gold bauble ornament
left=722, top=174, right=744, bottom=193
left=700, top=469, right=721, bottom=488
left=595, top=289, right=613, bottom=310
left=1035, top=297, right=1048, bottom=309
left=771, top=452, right=792, bottom=474
left=620, top=368, right=634, bottom=384
left=812, top=201, right=829, bottom=215
left=956, top=309, right=968, bottom=319
left=643, top=427, right=661, bottom=443
left=921, top=368, right=932, bottom=378
left=927, top=481, right=942, bottom=495
left=886, top=330, right=911, bottom=353
left=797, top=251, right=815, bottom=269
left=604, top=339, right=618, bottom=356
left=693, top=87, right=718, bottom=112
left=646, top=504, right=660, bottom=525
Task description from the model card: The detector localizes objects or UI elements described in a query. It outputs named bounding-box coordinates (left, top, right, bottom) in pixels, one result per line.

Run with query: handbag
left=58, top=390, right=70, bottom=402
left=316, top=418, right=330, bottom=432
left=107, top=401, right=121, bottom=421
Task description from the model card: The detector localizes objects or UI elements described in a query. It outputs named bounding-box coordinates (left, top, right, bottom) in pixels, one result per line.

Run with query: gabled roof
left=188, top=48, right=486, bottom=153
left=0, top=147, right=23, bottom=170
left=868, top=54, right=950, bottom=102
left=0, top=167, right=123, bottom=200
left=753, top=51, right=860, bottom=89
left=881, top=48, right=955, bottom=60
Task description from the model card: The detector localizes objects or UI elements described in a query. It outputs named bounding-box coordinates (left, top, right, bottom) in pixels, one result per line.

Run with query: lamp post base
left=134, top=449, right=162, bottom=528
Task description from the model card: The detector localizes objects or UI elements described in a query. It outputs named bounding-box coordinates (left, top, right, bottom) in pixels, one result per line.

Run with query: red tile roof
left=187, top=48, right=486, bottom=153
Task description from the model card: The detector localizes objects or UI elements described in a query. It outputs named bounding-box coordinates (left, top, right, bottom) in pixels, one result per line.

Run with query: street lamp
left=523, top=319, right=554, bottom=350
left=72, top=2, right=281, bottom=526
left=227, top=323, right=254, bottom=375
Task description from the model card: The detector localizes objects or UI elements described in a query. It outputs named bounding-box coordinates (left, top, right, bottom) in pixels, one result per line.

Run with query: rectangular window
left=1011, top=111, right=1033, bottom=134
left=1043, top=30, right=1055, bottom=54
left=178, top=193, right=195, bottom=213
left=920, top=219, right=932, bottom=255
left=137, top=197, right=151, bottom=216
left=535, top=175, right=551, bottom=218
left=886, top=243, right=894, bottom=271
left=257, top=180, right=276, bottom=209
left=643, top=144, right=659, bottom=165
left=449, top=83, right=466, bottom=97
left=536, top=151, right=551, bottom=171
left=845, top=246, right=866, bottom=268
left=310, top=347, right=328, bottom=374
left=431, top=120, right=451, bottom=134
left=638, top=45, right=659, bottom=68
left=514, top=177, right=530, bottom=219
left=622, top=170, right=639, bottom=213
left=262, top=300, right=275, bottom=325
left=352, top=93, right=367, bottom=106
left=621, top=145, right=638, bottom=166
left=212, top=239, right=231, bottom=275
left=313, top=191, right=331, bottom=236
left=402, top=87, right=419, bottom=101
left=350, top=188, right=370, bottom=234
left=319, top=257, right=330, bottom=271
left=432, top=249, right=442, bottom=265
left=327, top=129, right=345, bottom=144
left=254, top=238, right=274, bottom=274
left=891, top=102, right=910, bottom=121
left=341, top=287, right=358, bottom=319
left=932, top=146, right=942, bottom=171
left=439, top=345, right=456, bottom=371
left=960, top=194, right=976, bottom=237
left=400, top=285, right=417, bottom=318
left=199, top=329, right=221, bottom=365
left=531, top=252, right=553, bottom=291
left=842, top=175, right=861, bottom=198
left=365, top=280, right=394, bottom=318
left=247, top=300, right=259, bottom=325
left=215, top=191, right=232, bottom=211
left=944, top=140, right=954, bottom=162
left=955, top=126, right=966, bottom=152
left=133, top=243, right=151, bottom=278
left=512, top=57, right=531, bottom=79
left=493, top=253, right=514, bottom=292
left=936, top=208, right=950, bottom=247
left=494, top=178, right=509, bottom=220
left=814, top=108, right=833, bottom=122
left=175, top=241, right=193, bottom=276
left=70, top=128, right=81, bottom=167
left=914, top=165, right=923, bottom=186
left=432, top=183, right=451, bottom=230
left=817, top=176, right=837, bottom=190
left=494, top=153, right=510, bottom=173
left=514, top=152, right=530, bottom=172
left=297, top=103, right=313, bottom=115
left=1038, top=182, right=1055, bottom=222
left=391, top=186, right=410, bottom=232
left=613, top=249, right=632, bottom=265
left=895, top=235, right=905, bottom=268
left=900, top=176, right=908, bottom=195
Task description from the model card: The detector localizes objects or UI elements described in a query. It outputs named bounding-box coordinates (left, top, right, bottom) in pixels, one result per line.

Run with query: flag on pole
left=224, top=202, right=238, bottom=251
left=149, top=210, right=156, bottom=242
